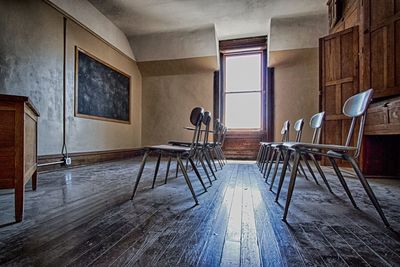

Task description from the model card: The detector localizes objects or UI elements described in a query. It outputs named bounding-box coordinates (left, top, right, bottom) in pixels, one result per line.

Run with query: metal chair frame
left=130, top=107, right=208, bottom=205
left=277, top=89, right=390, bottom=227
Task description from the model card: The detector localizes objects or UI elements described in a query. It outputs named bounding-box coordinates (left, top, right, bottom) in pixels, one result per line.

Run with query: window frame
left=222, top=50, right=265, bottom=131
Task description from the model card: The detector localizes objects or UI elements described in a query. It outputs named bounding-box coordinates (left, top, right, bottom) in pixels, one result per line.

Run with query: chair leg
left=301, top=154, right=319, bottom=185
left=310, top=154, right=333, bottom=193
left=264, top=149, right=276, bottom=182
left=345, top=155, right=390, bottom=227
left=206, top=148, right=218, bottom=172
left=283, top=151, right=301, bottom=222
left=299, top=162, right=308, bottom=180
left=189, top=158, right=208, bottom=190
left=152, top=153, right=162, bottom=189
left=261, top=146, right=271, bottom=174
left=175, top=160, right=179, bottom=178
left=270, top=149, right=282, bottom=190
left=328, top=157, right=358, bottom=208
left=131, top=151, right=150, bottom=200
left=199, top=155, right=212, bottom=184
left=177, top=155, right=199, bottom=205
left=164, top=156, right=171, bottom=184
left=203, top=151, right=217, bottom=180
left=276, top=150, right=291, bottom=202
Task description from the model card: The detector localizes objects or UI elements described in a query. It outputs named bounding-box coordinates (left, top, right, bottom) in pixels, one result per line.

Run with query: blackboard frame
left=74, top=46, right=131, bottom=124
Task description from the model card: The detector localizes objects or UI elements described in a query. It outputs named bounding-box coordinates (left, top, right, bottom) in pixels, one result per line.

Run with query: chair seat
left=147, top=144, right=190, bottom=152
left=283, top=142, right=357, bottom=152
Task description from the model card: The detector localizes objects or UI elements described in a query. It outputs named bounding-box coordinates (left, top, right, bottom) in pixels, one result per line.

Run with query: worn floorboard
left=0, top=158, right=399, bottom=266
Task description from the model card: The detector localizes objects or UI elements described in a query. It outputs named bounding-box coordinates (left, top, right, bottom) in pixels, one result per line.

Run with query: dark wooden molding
left=219, top=36, right=267, bottom=53
left=38, top=148, right=144, bottom=172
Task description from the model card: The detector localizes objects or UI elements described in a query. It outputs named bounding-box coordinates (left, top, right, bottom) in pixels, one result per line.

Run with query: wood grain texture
left=0, top=95, right=39, bottom=222
left=0, top=159, right=399, bottom=266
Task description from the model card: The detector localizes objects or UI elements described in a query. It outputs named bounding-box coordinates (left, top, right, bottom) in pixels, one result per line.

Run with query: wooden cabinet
left=0, top=94, right=40, bottom=222
left=365, top=96, right=400, bottom=134
left=319, top=26, right=359, bottom=165
left=363, top=0, right=400, bottom=98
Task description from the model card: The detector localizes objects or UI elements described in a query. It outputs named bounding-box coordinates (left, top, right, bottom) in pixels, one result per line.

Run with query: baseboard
left=38, top=148, right=145, bottom=173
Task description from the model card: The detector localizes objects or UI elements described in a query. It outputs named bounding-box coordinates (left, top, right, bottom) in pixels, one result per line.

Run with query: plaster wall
left=269, top=13, right=328, bottom=52
left=0, top=0, right=142, bottom=155
left=269, top=48, right=320, bottom=142
left=65, top=20, right=142, bottom=153
left=130, top=26, right=218, bottom=62
left=141, top=72, right=214, bottom=146
left=268, top=13, right=327, bottom=142
left=0, top=0, right=64, bottom=155
left=48, top=0, right=135, bottom=59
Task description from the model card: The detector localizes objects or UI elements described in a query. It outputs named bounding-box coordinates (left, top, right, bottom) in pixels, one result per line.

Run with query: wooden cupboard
left=321, top=0, right=400, bottom=176
left=0, top=94, right=40, bottom=222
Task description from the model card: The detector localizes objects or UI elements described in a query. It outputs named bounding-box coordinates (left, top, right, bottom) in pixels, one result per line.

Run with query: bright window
left=224, top=53, right=262, bottom=129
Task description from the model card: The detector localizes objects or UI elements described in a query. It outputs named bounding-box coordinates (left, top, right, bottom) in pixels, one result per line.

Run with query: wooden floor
left=0, top=159, right=400, bottom=266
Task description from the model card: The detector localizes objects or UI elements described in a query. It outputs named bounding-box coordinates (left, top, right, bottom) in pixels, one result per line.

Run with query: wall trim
left=38, top=148, right=144, bottom=172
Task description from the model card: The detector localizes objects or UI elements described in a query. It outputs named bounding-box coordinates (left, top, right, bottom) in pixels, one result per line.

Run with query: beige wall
left=269, top=48, right=319, bottom=142
left=66, top=20, right=142, bottom=153
left=140, top=57, right=215, bottom=145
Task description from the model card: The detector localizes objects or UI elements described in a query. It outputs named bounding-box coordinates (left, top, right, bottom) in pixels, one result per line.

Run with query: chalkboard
left=75, top=47, right=130, bottom=123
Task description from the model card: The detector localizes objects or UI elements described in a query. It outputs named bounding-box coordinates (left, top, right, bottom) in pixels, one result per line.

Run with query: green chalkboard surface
left=75, top=47, right=130, bottom=123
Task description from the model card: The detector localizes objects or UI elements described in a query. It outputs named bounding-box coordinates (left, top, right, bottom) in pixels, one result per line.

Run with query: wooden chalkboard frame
left=74, top=46, right=131, bottom=124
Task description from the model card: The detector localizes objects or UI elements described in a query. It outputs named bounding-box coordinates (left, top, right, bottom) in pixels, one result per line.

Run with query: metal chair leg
left=345, top=155, right=390, bottom=227
left=189, top=158, right=208, bottom=190
left=301, top=154, right=319, bottom=185
left=199, top=155, right=212, bottom=184
left=270, top=149, right=282, bottom=190
left=283, top=151, right=301, bottom=222
left=276, top=150, right=291, bottom=202
left=328, top=157, right=358, bottom=208
left=131, top=151, right=150, bottom=200
left=299, top=161, right=308, bottom=180
left=164, top=156, right=171, bottom=184
left=152, top=153, right=162, bottom=189
left=203, top=151, right=217, bottom=180
left=175, top=160, right=179, bottom=177
left=177, top=156, right=199, bottom=205
left=264, top=149, right=276, bottom=182
left=310, top=154, right=333, bottom=193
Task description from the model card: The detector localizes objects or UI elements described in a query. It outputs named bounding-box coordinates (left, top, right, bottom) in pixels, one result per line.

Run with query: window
left=224, top=52, right=263, bottom=129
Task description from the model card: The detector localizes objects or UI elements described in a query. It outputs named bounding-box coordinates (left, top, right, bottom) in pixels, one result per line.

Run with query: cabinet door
left=363, top=0, right=400, bottom=98
left=320, top=26, right=359, bottom=166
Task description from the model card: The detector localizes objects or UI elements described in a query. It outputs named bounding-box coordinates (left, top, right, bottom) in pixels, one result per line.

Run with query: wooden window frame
left=215, top=36, right=273, bottom=141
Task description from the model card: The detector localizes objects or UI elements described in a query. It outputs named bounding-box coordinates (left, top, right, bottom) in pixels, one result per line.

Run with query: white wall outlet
left=64, top=157, right=72, bottom=166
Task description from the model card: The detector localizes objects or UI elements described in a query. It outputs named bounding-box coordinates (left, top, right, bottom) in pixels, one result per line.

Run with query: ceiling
left=89, top=0, right=327, bottom=40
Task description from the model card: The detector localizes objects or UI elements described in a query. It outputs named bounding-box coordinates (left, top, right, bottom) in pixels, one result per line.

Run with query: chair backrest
left=280, top=120, right=290, bottom=142
left=188, top=107, right=204, bottom=156
left=309, top=111, right=325, bottom=144
left=293, top=118, right=305, bottom=142
left=342, top=89, right=373, bottom=158
left=202, top=111, right=212, bottom=145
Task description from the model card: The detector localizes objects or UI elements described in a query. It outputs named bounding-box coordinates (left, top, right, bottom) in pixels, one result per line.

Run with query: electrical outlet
left=64, top=157, right=72, bottom=166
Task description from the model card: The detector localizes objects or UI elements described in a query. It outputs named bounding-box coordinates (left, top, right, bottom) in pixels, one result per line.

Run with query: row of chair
left=256, top=89, right=390, bottom=227
left=130, top=107, right=227, bottom=205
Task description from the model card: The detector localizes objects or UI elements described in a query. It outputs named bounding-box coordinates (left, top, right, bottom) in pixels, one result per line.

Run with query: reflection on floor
left=0, top=159, right=399, bottom=266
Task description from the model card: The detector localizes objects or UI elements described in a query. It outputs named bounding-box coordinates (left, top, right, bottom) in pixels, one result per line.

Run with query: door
left=319, top=26, right=359, bottom=165
left=363, top=0, right=400, bottom=98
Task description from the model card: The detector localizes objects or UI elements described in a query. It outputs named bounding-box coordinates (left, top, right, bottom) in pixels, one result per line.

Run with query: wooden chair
left=130, top=107, right=208, bottom=205
left=279, top=89, right=390, bottom=227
